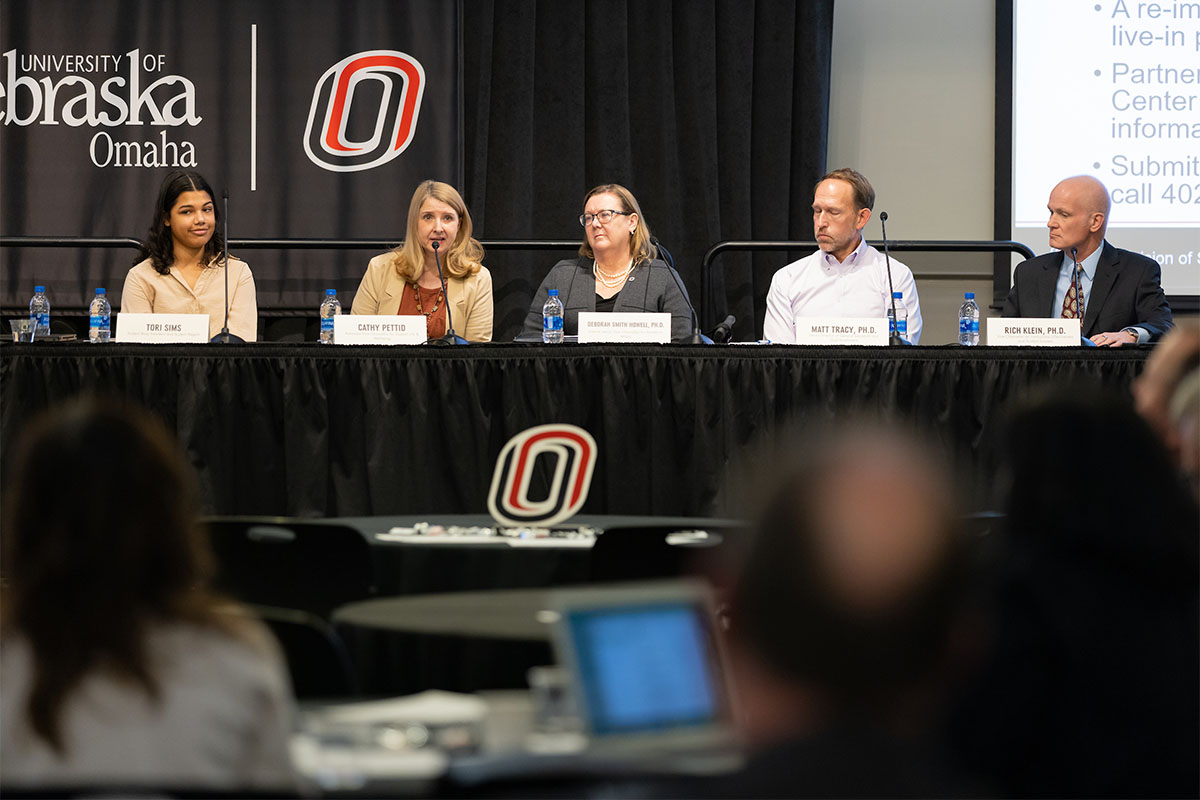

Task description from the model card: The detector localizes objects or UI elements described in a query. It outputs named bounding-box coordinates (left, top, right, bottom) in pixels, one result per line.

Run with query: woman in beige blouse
left=121, top=170, right=257, bottom=342
left=352, top=180, right=493, bottom=342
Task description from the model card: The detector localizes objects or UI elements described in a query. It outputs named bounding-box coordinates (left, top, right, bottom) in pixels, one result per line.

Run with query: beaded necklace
left=408, top=282, right=444, bottom=317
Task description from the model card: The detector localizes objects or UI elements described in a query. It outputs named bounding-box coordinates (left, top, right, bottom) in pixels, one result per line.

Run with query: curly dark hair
left=138, top=170, right=224, bottom=275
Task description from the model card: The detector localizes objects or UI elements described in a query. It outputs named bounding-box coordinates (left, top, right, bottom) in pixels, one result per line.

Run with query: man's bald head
left=1046, top=175, right=1110, bottom=258
left=1056, top=175, right=1111, bottom=218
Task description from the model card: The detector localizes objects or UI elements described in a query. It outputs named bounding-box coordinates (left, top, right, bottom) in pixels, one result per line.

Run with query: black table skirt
left=1, top=342, right=1149, bottom=517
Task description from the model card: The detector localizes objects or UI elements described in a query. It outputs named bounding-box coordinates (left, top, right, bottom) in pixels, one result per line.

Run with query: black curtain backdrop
left=461, top=0, right=834, bottom=342
left=0, top=344, right=1149, bottom=520
left=1, top=1, right=830, bottom=341
left=0, top=0, right=460, bottom=310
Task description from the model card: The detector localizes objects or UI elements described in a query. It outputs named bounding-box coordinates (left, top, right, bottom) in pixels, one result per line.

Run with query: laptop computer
left=546, top=580, right=740, bottom=763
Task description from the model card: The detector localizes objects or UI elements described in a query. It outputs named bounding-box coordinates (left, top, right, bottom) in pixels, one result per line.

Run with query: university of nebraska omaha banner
left=0, top=0, right=460, bottom=311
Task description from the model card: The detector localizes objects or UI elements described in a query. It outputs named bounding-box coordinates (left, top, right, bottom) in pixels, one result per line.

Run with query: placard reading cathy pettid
left=334, top=315, right=427, bottom=345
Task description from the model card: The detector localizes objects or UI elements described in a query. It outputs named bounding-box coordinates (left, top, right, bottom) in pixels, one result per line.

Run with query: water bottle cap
left=548, top=289, right=559, bottom=296
left=892, top=291, right=902, bottom=299
left=965, top=292, right=975, bottom=299
left=95, top=288, right=106, bottom=295
left=35, top=285, right=44, bottom=292
left=326, top=289, right=336, bottom=296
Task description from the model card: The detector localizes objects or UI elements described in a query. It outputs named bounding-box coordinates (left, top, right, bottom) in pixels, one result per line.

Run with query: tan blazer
left=350, top=253, right=493, bottom=342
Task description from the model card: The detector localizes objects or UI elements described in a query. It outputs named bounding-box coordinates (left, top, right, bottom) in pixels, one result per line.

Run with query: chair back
left=205, top=517, right=375, bottom=617
left=251, top=604, right=360, bottom=699
left=588, top=525, right=727, bottom=583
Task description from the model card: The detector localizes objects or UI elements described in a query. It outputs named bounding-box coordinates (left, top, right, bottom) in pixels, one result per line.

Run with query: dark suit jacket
left=1002, top=241, right=1173, bottom=340
left=521, top=257, right=695, bottom=341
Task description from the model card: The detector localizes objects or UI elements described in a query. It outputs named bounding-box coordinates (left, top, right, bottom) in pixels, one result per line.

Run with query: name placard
left=986, top=318, right=1081, bottom=346
left=577, top=312, right=671, bottom=344
left=791, top=317, right=889, bottom=346
left=334, top=315, right=427, bottom=345
left=115, top=313, right=209, bottom=343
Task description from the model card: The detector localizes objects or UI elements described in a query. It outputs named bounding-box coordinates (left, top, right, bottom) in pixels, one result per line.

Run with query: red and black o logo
left=487, top=425, right=598, bottom=528
left=303, top=50, right=426, bottom=173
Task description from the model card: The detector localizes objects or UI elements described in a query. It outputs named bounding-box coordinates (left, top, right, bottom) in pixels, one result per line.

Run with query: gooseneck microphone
left=210, top=187, right=245, bottom=344
left=711, top=314, right=737, bottom=343
left=878, top=211, right=907, bottom=347
left=649, top=237, right=710, bottom=344
left=427, top=240, right=468, bottom=345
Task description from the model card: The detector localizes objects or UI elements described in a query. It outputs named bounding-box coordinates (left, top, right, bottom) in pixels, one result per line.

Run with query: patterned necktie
left=1061, top=265, right=1082, bottom=319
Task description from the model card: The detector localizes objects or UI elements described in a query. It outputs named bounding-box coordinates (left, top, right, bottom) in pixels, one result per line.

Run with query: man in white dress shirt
left=764, top=168, right=922, bottom=344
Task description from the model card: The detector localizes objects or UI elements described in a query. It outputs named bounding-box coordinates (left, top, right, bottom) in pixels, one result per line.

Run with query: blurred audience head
left=1172, top=367, right=1200, bottom=498
left=722, top=421, right=967, bottom=743
left=1135, top=322, right=1200, bottom=497
left=1002, top=384, right=1198, bottom=571
left=1, top=398, right=224, bottom=752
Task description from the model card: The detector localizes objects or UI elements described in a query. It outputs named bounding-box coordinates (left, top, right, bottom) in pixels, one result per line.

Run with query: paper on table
left=310, top=689, right=488, bottom=726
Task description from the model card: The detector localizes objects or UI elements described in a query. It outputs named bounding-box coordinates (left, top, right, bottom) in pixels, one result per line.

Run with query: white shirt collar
left=820, top=236, right=867, bottom=272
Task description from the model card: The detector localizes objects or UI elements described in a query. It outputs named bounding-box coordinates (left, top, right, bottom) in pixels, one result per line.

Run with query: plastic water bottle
left=542, top=289, right=564, bottom=344
left=29, top=285, right=50, bottom=338
left=887, top=291, right=908, bottom=341
left=319, top=289, right=341, bottom=344
left=958, top=292, right=981, bottom=346
left=88, top=288, right=111, bottom=343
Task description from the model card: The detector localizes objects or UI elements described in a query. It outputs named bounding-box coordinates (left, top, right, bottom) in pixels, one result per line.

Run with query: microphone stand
left=878, top=211, right=908, bottom=346
left=650, top=237, right=710, bottom=344
left=210, top=187, right=245, bottom=343
left=426, top=240, right=468, bottom=345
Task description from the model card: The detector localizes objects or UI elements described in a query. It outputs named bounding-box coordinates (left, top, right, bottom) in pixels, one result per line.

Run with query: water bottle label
left=321, top=316, right=335, bottom=333
left=90, top=314, right=107, bottom=329
left=971, top=319, right=979, bottom=333
left=959, top=318, right=971, bottom=334
left=35, top=312, right=49, bottom=329
left=543, top=315, right=563, bottom=332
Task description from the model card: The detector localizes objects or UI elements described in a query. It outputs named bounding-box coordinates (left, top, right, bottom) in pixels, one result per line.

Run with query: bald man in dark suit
left=1003, top=175, right=1173, bottom=346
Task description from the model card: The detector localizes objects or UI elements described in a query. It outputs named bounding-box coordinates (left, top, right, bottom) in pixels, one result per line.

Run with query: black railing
left=0, top=236, right=582, bottom=315
left=700, top=239, right=1037, bottom=317
left=4, top=235, right=1037, bottom=318
left=0, top=235, right=580, bottom=251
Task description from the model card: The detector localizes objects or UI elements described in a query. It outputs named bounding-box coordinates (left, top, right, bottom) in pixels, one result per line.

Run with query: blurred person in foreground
left=1134, top=321, right=1200, bottom=498
left=948, top=386, right=1199, bottom=798
left=692, top=424, right=974, bottom=797
left=0, top=400, right=297, bottom=793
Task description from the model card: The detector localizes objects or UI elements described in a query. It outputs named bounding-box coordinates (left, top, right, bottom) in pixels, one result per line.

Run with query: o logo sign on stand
left=488, top=425, right=598, bottom=528
left=303, top=50, right=426, bottom=172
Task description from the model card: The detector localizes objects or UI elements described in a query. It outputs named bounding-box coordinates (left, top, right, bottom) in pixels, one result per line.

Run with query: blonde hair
left=578, top=184, right=657, bottom=265
left=390, top=180, right=484, bottom=281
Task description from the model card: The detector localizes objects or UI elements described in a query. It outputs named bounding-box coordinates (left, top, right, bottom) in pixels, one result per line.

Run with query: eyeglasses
left=579, top=209, right=632, bottom=227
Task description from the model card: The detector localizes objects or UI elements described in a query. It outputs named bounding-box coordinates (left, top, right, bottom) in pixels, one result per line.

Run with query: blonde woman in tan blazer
left=351, top=180, right=493, bottom=342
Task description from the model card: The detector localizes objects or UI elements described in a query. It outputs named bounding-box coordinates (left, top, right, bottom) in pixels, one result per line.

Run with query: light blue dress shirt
left=1051, top=246, right=1100, bottom=318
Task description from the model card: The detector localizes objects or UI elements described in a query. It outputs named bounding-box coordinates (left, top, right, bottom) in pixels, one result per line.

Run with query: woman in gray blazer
left=522, top=183, right=695, bottom=341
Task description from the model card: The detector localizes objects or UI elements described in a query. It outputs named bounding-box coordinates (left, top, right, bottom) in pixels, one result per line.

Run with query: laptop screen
left=562, top=597, right=726, bottom=737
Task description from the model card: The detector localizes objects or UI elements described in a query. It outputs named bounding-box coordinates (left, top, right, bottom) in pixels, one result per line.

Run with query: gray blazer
left=521, top=257, right=696, bottom=341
